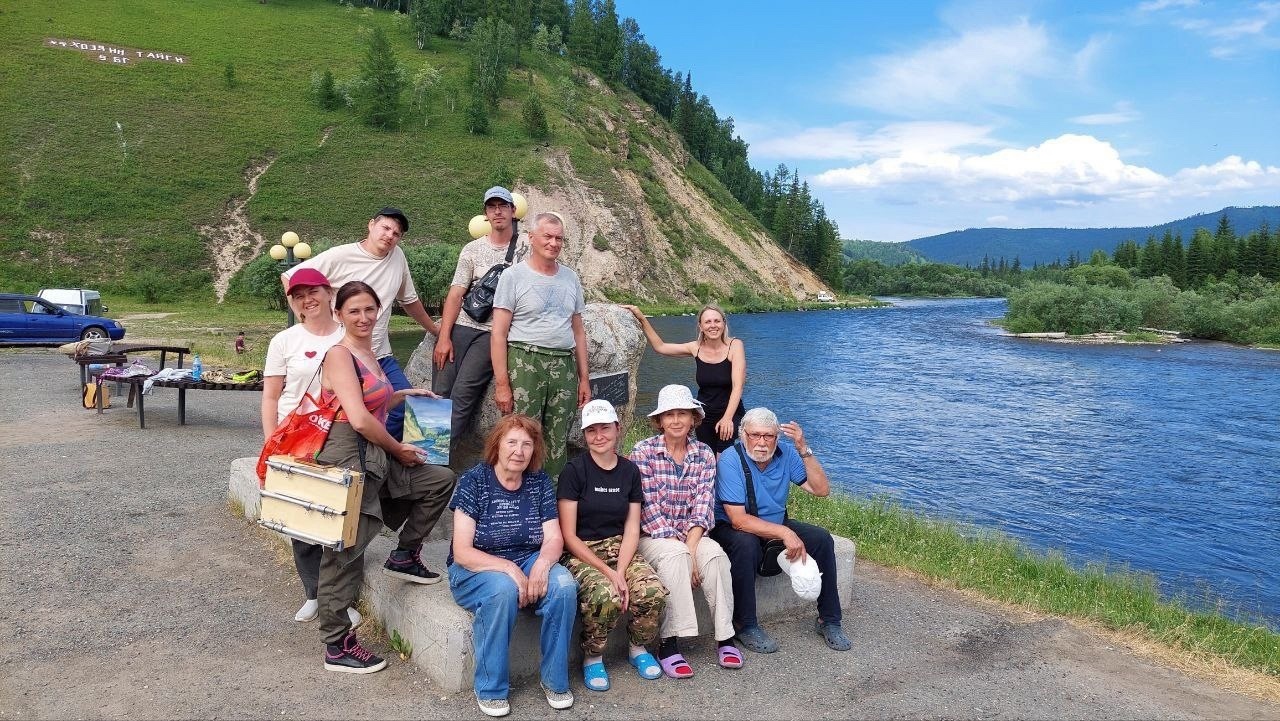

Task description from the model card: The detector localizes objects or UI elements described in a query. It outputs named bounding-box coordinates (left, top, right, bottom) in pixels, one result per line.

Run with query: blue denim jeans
left=378, top=355, right=411, bottom=442
left=448, top=556, right=578, bottom=700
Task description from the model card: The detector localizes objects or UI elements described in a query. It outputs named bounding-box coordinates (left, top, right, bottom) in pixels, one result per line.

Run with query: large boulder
left=405, top=303, right=646, bottom=472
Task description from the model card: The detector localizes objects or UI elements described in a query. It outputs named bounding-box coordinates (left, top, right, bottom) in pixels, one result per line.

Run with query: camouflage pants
left=562, top=536, right=668, bottom=655
left=507, top=342, right=577, bottom=478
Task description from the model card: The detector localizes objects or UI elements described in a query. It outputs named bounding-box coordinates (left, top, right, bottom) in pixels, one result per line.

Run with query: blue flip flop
left=629, top=652, right=663, bottom=680
left=583, top=661, right=610, bottom=691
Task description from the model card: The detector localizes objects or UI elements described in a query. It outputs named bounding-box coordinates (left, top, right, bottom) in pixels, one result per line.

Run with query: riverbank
left=2, top=348, right=1277, bottom=719
left=789, top=493, right=1280, bottom=694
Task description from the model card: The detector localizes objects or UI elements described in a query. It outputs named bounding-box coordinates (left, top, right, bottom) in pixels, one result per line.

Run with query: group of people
left=259, top=190, right=850, bottom=718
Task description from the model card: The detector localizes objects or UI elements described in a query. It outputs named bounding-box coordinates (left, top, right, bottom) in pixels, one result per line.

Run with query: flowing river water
left=634, top=298, right=1280, bottom=625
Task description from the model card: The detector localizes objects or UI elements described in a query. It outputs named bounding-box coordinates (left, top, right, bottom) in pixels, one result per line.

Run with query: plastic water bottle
left=191, top=354, right=203, bottom=381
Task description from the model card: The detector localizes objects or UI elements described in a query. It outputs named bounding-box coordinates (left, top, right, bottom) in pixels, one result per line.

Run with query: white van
left=816, top=291, right=836, bottom=303
left=37, top=288, right=107, bottom=316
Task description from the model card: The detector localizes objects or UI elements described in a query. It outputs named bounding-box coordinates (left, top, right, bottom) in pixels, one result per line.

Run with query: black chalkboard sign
left=589, top=371, right=629, bottom=409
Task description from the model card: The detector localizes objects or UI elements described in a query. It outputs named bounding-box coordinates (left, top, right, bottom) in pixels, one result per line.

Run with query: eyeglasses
left=745, top=432, right=778, bottom=443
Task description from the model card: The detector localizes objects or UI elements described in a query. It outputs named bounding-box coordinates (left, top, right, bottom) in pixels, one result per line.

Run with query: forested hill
left=905, top=206, right=1280, bottom=266
left=0, top=0, right=836, bottom=306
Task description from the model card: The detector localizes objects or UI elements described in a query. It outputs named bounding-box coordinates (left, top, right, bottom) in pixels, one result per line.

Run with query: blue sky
left=616, top=0, right=1280, bottom=242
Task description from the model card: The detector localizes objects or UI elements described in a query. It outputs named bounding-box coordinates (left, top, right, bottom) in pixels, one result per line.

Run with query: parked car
left=0, top=293, right=126, bottom=344
left=38, top=288, right=108, bottom=316
left=816, top=291, right=837, bottom=303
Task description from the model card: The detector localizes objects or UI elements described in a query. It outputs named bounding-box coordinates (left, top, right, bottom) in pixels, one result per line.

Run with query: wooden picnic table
left=124, top=376, right=263, bottom=429
left=75, top=344, right=190, bottom=385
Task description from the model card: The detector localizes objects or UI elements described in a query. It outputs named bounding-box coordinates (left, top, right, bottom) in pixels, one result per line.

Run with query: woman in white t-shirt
left=259, top=268, right=355, bottom=625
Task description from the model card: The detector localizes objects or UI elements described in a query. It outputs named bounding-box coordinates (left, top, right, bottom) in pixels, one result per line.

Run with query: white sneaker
left=347, top=607, right=363, bottom=629
left=541, top=683, right=574, bottom=710
left=475, top=695, right=510, bottom=717
left=294, top=599, right=319, bottom=623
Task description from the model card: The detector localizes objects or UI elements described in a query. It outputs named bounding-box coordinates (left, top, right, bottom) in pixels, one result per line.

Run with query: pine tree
left=1213, top=213, right=1236, bottom=277
left=595, top=0, right=622, bottom=81
left=567, top=0, right=596, bottom=69
left=1160, top=230, right=1186, bottom=287
left=1137, top=236, right=1161, bottom=278
left=1186, top=228, right=1212, bottom=287
left=356, top=26, right=405, bottom=129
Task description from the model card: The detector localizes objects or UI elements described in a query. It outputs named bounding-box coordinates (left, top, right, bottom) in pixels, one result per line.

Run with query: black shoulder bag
left=732, top=441, right=787, bottom=577
left=461, top=223, right=519, bottom=324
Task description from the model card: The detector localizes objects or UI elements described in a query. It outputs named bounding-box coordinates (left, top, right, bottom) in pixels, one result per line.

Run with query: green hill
left=0, top=0, right=829, bottom=306
left=842, top=239, right=926, bottom=266
left=904, top=206, right=1280, bottom=267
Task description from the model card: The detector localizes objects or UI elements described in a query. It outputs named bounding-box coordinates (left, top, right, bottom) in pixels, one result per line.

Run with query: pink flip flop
left=717, top=644, right=744, bottom=669
left=659, top=653, right=694, bottom=679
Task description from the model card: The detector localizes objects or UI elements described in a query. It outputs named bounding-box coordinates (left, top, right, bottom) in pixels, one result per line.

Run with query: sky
left=615, top=0, right=1280, bottom=242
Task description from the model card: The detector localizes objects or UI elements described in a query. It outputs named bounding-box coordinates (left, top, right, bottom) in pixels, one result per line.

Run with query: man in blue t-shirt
left=709, top=407, right=851, bottom=654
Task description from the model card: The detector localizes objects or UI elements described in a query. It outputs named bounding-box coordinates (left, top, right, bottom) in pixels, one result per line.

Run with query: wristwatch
left=798, top=447, right=815, bottom=458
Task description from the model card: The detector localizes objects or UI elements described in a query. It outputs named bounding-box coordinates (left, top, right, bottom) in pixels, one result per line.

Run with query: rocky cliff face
left=517, top=100, right=830, bottom=304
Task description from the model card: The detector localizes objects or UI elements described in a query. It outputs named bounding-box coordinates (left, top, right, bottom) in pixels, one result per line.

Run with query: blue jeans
left=378, top=355, right=411, bottom=442
left=448, top=556, right=578, bottom=700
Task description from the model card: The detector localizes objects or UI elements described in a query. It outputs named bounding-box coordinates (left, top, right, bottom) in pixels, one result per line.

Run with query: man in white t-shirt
left=281, top=207, right=440, bottom=440
left=491, top=211, right=591, bottom=477
left=432, top=186, right=530, bottom=451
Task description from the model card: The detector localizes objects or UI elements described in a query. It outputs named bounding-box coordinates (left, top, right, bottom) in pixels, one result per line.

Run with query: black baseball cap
left=374, top=206, right=409, bottom=233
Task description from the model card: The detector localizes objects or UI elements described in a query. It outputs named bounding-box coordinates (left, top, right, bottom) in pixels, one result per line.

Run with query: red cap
left=286, top=268, right=332, bottom=294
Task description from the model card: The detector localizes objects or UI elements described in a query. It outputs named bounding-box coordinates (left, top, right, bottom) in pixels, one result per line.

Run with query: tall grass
left=790, top=492, right=1280, bottom=676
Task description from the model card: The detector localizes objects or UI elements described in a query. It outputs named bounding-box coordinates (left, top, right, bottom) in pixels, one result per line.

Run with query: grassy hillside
left=0, top=0, right=822, bottom=304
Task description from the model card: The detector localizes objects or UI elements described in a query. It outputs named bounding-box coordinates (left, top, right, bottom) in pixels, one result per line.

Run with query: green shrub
left=522, top=92, right=550, bottom=141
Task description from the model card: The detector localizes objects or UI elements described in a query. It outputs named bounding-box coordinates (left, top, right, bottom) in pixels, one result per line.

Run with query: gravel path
left=1, top=348, right=1275, bottom=720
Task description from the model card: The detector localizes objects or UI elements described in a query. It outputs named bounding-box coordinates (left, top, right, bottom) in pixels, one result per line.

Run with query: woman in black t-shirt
left=558, top=400, right=668, bottom=692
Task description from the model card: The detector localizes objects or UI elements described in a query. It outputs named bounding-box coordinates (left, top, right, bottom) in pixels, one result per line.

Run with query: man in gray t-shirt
left=491, top=211, right=590, bottom=477
left=432, top=187, right=530, bottom=448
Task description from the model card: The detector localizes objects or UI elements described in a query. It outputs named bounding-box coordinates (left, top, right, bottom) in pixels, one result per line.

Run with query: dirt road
left=1, top=349, right=1274, bottom=719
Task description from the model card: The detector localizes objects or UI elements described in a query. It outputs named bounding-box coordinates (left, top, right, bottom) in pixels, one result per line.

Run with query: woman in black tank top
left=622, top=304, right=746, bottom=454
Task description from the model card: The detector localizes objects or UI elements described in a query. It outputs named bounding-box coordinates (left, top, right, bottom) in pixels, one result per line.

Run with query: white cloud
left=812, top=133, right=1280, bottom=207
left=1069, top=101, right=1141, bottom=125
left=749, top=121, right=1000, bottom=161
left=1178, top=3, right=1280, bottom=40
left=1172, top=155, right=1280, bottom=193
left=842, top=19, right=1058, bottom=115
left=986, top=215, right=1010, bottom=223
left=1137, top=0, right=1199, bottom=13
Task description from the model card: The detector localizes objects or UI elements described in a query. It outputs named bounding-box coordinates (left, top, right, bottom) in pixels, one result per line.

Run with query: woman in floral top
left=629, top=385, right=742, bottom=678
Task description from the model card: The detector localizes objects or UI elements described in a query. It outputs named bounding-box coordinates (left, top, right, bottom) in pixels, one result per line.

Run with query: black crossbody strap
left=733, top=441, right=758, bottom=517
left=503, top=221, right=519, bottom=265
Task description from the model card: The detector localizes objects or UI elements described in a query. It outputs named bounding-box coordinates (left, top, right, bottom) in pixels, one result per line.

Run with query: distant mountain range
left=895, top=206, right=1280, bottom=267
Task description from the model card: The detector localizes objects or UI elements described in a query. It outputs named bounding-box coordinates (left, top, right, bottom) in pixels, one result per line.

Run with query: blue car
left=0, top=293, right=127, bottom=344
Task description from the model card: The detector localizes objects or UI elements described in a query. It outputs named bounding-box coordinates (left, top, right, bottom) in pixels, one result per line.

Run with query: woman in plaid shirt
left=629, top=385, right=742, bottom=678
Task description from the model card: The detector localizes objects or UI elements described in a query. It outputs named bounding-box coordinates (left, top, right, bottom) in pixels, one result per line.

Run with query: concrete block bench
left=229, top=458, right=856, bottom=693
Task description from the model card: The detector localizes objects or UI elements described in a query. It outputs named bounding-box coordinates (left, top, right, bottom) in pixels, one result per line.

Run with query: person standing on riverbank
left=490, top=211, right=590, bottom=478
left=433, top=187, right=530, bottom=454
left=710, top=408, right=850, bottom=654
left=281, top=207, right=441, bottom=441
left=621, top=304, right=746, bottom=454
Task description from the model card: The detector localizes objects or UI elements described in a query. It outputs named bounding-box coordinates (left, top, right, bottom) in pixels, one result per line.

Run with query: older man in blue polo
left=709, top=407, right=851, bottom=654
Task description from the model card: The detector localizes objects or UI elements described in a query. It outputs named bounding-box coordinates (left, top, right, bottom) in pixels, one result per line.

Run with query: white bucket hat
left=579, top=399, right=619, bottom=429
left=647, top=384, right=705, bottom=419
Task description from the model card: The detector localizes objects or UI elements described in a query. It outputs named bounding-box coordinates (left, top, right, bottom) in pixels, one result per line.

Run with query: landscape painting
left=402, top=396, right=451, bottom=466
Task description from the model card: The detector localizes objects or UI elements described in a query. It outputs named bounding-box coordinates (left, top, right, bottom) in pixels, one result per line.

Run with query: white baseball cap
left=647, top=384, right=705, bottom=419
left=579, top=399, right=619, bottom=429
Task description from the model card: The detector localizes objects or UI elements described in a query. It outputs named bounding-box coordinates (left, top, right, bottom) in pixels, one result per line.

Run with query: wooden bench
left=128, top=377, right=263, bottom=428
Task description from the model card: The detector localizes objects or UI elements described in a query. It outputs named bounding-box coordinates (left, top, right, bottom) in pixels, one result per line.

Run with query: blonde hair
left=695, top=304, right=733, bottom=347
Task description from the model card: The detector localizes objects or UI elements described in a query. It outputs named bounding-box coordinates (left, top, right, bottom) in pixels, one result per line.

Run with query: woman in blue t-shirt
left=558, top=400, right=667, bottom=692
left=447, top=414, right=579, bottom=718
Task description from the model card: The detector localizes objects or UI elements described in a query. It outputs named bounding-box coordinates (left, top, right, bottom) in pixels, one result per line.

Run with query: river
left=634, top=298, right=1280, bottom=625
